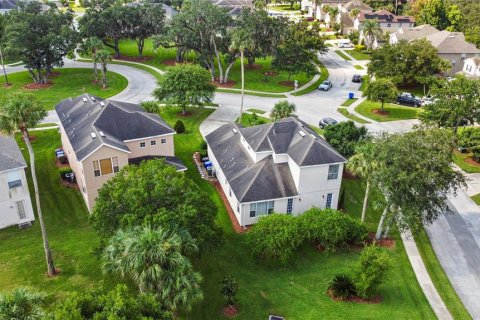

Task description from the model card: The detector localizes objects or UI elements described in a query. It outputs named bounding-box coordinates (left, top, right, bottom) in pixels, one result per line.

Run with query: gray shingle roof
left=0, top=0, right=17, bottom=10
left=393, top=24, right=439, bottom=42
left=205, top=118, right=346, bottom=203
left=426, top=31, right=480, bottom=54
left=55, top=94, right=175, bottom=161
left=359, top=10, right=414, bottom=23
left=0, top=135, right=26, bottom=173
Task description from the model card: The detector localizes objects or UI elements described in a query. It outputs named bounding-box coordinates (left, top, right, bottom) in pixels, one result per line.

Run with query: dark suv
left=396, top=93, right=422, bottom=107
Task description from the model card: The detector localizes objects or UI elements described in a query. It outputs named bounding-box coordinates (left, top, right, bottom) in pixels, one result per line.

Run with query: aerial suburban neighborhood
left=0, top=0, right=479, bottom=319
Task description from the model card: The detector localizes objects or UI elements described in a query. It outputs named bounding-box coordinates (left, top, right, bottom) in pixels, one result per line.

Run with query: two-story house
left=205, top=118, right=346, bottom=227
left=462, top=57, right=480, bottom=78
left=0, top=135, right=35, bottom=229
left=56, top=94, right=186, bottom=212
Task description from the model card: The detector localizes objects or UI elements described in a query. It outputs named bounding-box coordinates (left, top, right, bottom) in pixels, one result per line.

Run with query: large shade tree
left=0, top=94, right=55, bottom=275
left=4, top=2, right=78, bottom=84
left=366, top=78, right=398, bottom=112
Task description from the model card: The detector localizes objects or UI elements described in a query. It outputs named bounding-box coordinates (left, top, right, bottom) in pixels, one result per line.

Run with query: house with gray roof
left=0, top=135, right=35, bottom=229
left=0, top=0, right=18, bottom=14
left=461, top=57, right=480, bottom=78
left=205, top=117, right=346, bottom=227
left=55, top=94, right=186, bottom=211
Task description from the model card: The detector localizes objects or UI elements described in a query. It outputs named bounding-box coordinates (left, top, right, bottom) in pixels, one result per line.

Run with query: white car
left=338, top=42, right=354, bottom=48
left=318, top=80, right=333, bottom=91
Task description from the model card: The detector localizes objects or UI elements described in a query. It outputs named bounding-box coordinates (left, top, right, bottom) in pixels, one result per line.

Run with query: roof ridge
left=297, top=138, right=316, bottom=166
left=271, top=162, right=288, bottom=197
left=238, top=159, right=269, bottom=201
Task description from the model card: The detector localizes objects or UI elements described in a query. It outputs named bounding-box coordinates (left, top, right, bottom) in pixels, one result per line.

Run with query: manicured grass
left=0, top=68, right=128, bottom=110
left=33, top=123, right=58, bottom=128
left=78, top=58, right=163, bottom=82
left=0, top=130, right=117, bottom=300
left=237, top=113, right=271, bottom=127
left=415, top=229, right=473, bottom=320
left=346, top=50, right=371, bottom=61
left=354, top=65, right=364, bottom=70
left=341, top=98, right=358, bottom=107
left=215, top=88, right=287, bottom=98
left=398, top=85, right=426, bottom=97
left=359, top=75, right=370, bottom=93
left=453, top=151, right=480, bottom=173
left=337, top=107, right=370, bottom=124
left=246, top=108, right=266, bottom=114
left=471, top=193, right=480, bottom=205
left=268, top=4, right=301, bottom=12
left=355, top=100, right=422, bottom=122
left=291, top=62, right=329, bottom=96
left=334, top=50, right=352, bottom=61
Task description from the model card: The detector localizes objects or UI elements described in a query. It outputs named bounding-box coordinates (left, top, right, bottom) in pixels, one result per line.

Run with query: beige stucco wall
left=440, top=53, right=479, bottom=74
left=124, top=134, right=175, bottom=159
left=0, top=168, right=35, bottom=229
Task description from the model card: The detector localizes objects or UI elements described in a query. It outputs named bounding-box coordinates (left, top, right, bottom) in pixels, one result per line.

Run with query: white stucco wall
left=0, top=168, right=35, bottom=229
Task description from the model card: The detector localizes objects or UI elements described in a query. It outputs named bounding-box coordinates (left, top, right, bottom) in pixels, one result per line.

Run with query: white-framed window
left=326, top=193, right=333, bottom=209
left=140, top=142, right=146, bottom=148
left=112, top=157, right=119, bottom=173
left=249, top=201, right=274, bottom=218
left=93, top=160, right=100, bottom=177
left=151, top=140, right=156, bottom=146
left=7, top=171, right=22, bottom=189
left=16, top=200, right=26, bottom=220
left=287, top=198, right=294, bottom=214
left=328, top=164, right=339, bottom=180
left=161, top=138, right=167, bottom=144
left=229, top=187, right=232, bottom=197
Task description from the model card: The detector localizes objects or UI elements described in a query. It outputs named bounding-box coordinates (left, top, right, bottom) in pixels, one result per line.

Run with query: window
left=100, top=158, right=113, bottom=175
left=93, top=160, right=100, bottom=177
left=287, top=198, right=293, bottom=214
left=328, top=164, right=339, bottom=180
left=16, top=201, right=26, bottom=220
left=326, top=193, right=333, bottom=209
left=249, top=201, right=275, bottom=217
left=140, top=142, right=146, bottom=148
left=229, top=187, right=232, bottom=197
left=151, top=140, right=156, bottom=146
left=452, top=59, right=456, bottom=66
left=461, top=54, right=466, bottom=61
left=237, top=202, right=240, bottom=213
left=7, top=171, right=22, bottom=189
left=112, top=157, right=119, bottom=173
left=161, top=138, right=167, bottom=144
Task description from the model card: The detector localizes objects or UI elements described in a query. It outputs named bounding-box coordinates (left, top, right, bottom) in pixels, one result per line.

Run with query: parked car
left=352, top=75, right=362, bottom=83
left=338, top=42, right=354, bottom=48
left=396, top=92, right=422, bottom=107
left=318, top=80, right=332, bottom=91
left=319, top=117, right=338, bottom=128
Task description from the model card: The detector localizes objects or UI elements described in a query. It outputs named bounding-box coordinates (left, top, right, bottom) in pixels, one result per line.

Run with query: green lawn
left=246, top=108, right=266, bottom=114
left=238, top=113, right=271, bottom=127
left=359, top=75, right=370, bottom=93
left=453, top=151, right=480, bottom=173
left=334, top=50, right=352, bottom=61
left=414, top=230, right=472, bottom=320
left=355, top=101, right=422, bottom=122
left=341, top=98, right=358, bottom=107
left=0, top=68, right=128, bottom=110
left=337, top=107, right=370, bottom=124
left=215, top=88, right=287, bottom=98
left=354, top=65, right=364, bottom=70
left=471, top=193, right=480, bottom=205
left=346, top=50, right=371, bottom=61
left=0, top=130, right=117, bottom=300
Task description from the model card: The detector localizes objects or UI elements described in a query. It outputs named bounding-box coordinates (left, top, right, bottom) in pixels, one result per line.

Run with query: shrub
left=141, top=101, right=159, bottom=113
left=298, top=208, right=367, bottom=251
left=249, top=113, right=265, bottom=126
left=353, top=245, right=393, bottom=299
left=58, top=167, right=73, bottom=178
left=473, top=146, right=480, bottom=162
left=247, top=214, right=302, bottom=263
left=292, top=3, right=300, bottom=10
left=458, top=127, right=480, bottom=150
left=219, top=275, right=239, bottom=307
left=354, top=44, right=365, bottom=52
left=323, top=121, right=369, bottom=158
left=329, top=274, right=356, bottom=299
left=200, top=140, right=208, bottom=150
left=174, top=120, right=186, bottom=134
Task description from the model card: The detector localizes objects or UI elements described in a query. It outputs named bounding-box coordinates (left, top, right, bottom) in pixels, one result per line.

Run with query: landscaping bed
left=453, top=151, right=480, bottom=173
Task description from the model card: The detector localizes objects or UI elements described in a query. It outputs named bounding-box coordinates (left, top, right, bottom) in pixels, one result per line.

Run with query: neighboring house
left=205, top=117, right=346, bottom=227
left=301, top=0, right=346, bottom=22
left=0, top=0, right=17, bottom=14
left=461, top=57, right=480, bottom=78
left=209, top=0, right=253, bottom=16
left=355, top=10, right=415, bottom=33
left=389, top=24, right=439, bottom=44
left=0, top=135, right=35, bottom=229
left=340, top=1, right=373, bottom=34
left=55, top=94, right=186, bottom=212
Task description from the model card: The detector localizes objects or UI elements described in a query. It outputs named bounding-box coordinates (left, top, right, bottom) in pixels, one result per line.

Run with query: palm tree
left=230, top=29, right=254, bottom=124
left=80, top=36, right=104, bottom=82
left=0, top=287, right=45, bottom=320
left=312, top=0, right=323, bottom=20
left=329, top=7, right=340, bottom=26
left=0, top=94, right=55, bottom=276
left=360, top=19, right=382, bottom=50
left=270, top=100, right=296, bottom=121
left=102, top=226, right=202, bottom=312
left=95, top=49, right=112, bottom=89
left=347, top=142, right=377, bottom=223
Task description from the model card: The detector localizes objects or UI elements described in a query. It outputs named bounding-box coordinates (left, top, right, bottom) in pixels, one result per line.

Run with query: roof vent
left=99, top=131, right=105, bottom=137
left=91, top=96, right=96, bottom=101
left=82, top=97, right=88, bottom=103
left=232, top=128, right=238, bottom=134
left=99, top=102, right=106, bottom=107
left=299, top=130, right=306, bottom=137
left=90, top=132, right=97, bottom=139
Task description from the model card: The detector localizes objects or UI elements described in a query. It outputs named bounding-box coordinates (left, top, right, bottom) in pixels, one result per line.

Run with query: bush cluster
left=58, top=167, right=72, bottom=178
left=247, top=208, right=367, bottom=263
left=174, top=120, right=186, bottom=134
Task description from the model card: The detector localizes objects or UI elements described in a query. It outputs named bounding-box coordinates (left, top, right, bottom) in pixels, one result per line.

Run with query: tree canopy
left=366, top=78, right=398, bottom=112
left=270, top=100, right=296, bottom=121
left=323, top=121, right=369, bottom=158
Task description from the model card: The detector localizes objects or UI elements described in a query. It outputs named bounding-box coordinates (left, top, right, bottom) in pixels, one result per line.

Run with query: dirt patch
left=49, top=71, right=61, bottom=78
left=343, top=170, right=359, bottom=180
left=372, top=109, right=390, bottom=116
left=223, top=305, right=239, bottom=318
left=279, top=80, right=294, bottom=87
left=465, top=157, right=480, bottom=167
left=23, top=82, right=53, bottom=90
left=162, top=59, right=177, bottom=66
left=213, top=80, right=237, bottom=88
left=328, top=288, right=382, bottom=304
left=245, top=63, right=262, bottom=70
left=263, top=70, right=279, bottom=77
left=115, top=55, right=153, bottom=62
left=176, top=111, right=193, bottom=117
left=3, top=83, right=13, bottom=88
left=366, top=232, right=396, bottom=249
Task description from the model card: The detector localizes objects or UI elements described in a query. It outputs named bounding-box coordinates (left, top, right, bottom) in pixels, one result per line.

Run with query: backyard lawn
left=0, top=68, right=128, bottom=110
left=355, top=101, right=422, bottom=122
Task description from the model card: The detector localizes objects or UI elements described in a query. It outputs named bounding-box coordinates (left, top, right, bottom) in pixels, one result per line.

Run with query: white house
left=462, top=57, right=480, bottom=78
left=205, top=118, right=346, bottom=227
left=0, top=135, right=35, bottom=229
